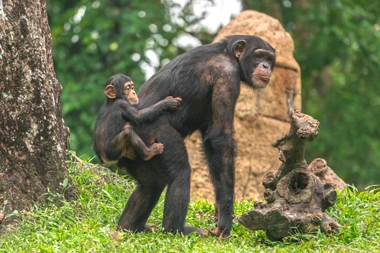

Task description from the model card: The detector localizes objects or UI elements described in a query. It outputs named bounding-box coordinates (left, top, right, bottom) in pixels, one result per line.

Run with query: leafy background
left=47, top=0, right=380, bottom=189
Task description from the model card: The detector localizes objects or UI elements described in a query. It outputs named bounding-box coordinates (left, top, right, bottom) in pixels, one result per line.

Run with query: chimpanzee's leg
left=201, top=83, right=239, bottom=237
left=107, top=123, right=164, bottom=161
left=159, top=126, right=206, bottom=236
left=117, top=158, right=166, bottom=232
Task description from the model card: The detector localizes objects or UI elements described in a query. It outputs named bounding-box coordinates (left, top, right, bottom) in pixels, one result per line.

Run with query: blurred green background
left=47, top=0, right=380, bottom=189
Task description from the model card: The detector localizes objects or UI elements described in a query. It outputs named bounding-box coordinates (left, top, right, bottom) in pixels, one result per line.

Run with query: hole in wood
left=289, top=171, right=309, bottom=194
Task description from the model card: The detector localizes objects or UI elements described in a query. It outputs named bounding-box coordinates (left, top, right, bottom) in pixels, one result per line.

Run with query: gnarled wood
left=309, top=158, right=347, bottom=191
left=238, top=110, right=339, bottom=240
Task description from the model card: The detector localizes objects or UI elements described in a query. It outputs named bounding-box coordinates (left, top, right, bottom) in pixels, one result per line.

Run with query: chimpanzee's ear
left=233, top=40, right=247, bottom=60
left=104, top=84, right=116, bottom=99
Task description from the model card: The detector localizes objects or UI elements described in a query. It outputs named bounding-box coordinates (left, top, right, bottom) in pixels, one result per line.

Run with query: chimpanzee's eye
left=267, top=55, right=275, bottom=62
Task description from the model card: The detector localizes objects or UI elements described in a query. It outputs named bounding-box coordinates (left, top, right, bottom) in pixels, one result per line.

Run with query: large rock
left=186, top=10, right=302, bottom=201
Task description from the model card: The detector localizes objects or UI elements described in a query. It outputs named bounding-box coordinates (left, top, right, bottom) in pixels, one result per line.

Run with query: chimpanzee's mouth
left=254, top=75, right=270, bottom=82
left=253, top=75, right=271, bottom=86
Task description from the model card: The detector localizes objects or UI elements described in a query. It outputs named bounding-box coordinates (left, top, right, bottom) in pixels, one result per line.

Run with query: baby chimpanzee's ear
left=104, top=84, right=116, bottom=99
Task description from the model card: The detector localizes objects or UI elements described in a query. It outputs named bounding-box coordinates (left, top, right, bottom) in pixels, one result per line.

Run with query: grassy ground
left=0, top=160, right=379, bottom=253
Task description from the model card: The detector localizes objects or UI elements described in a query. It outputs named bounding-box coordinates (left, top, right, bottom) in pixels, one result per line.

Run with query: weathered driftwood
left=308, top=158, right=347, bottom=191
left=238, top=110, right=339, bottom=240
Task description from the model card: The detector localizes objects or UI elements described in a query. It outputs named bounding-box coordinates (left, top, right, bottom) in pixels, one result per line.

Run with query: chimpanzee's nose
left=262, top=62, right=270, bottom=69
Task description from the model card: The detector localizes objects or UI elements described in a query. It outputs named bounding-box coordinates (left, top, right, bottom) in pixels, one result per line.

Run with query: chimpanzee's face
left=249, top=49, right=276, bottom=88
left=240, top=48, right=275, bottom=89
left=234, top=38, right=276, bottom=89
left=124, top=82, right=138, bottom=105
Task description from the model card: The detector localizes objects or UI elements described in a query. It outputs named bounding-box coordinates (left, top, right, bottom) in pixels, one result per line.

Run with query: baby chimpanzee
left=93, top=74, right=182, bottom=164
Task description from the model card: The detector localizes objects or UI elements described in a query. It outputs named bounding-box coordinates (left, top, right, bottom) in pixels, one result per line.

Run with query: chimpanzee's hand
left=164, top=96, right=182, bottom=110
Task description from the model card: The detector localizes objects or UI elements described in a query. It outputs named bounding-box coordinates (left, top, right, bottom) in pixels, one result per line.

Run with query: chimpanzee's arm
left=120, top=97, right=181, bottom=125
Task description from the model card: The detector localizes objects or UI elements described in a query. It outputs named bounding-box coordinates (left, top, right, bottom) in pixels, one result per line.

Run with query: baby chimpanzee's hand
left=164, top=96, right=182, bottom=110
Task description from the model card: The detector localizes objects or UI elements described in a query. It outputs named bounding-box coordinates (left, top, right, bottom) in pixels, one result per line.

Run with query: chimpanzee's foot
left=144, top=143, right=164, bottom=160
left=183, top=226, right=209, bottom=237
left=144, top=223, right=160, bottom=232
left=209, top=228, right=230, bottom=239
left=164, top=226, right=208, bottom=237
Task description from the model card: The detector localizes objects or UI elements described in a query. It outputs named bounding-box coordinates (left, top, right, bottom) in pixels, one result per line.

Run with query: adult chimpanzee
left=116, top=35, right=276, bottom=237
left=93, top=74, right=182, bottom=164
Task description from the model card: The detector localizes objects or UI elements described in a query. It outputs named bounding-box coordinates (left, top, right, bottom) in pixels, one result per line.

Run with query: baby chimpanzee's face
left=124, top=81, right=138, bottom=105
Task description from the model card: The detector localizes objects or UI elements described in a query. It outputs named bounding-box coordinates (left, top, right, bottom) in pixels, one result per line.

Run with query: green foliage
left=0, top=162, right=379, bottom=252
left=243, top=0, right=380, bottom=188
left=48, top=0, right=380, bottom=187
left=47, top=0, right=205, bottom=159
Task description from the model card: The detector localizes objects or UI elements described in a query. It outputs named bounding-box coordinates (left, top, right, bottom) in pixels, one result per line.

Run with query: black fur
left=93, top=74, right=180, bottom=163
left=116, top=35, right=276, bottom=236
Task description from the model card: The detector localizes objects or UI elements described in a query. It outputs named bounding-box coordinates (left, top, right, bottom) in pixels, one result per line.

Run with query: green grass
left=0, top=160, right=379, bottom=253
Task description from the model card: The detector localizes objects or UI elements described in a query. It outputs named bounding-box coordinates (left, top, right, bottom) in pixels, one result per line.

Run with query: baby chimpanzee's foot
left=144, top=143, right=164, bottom=160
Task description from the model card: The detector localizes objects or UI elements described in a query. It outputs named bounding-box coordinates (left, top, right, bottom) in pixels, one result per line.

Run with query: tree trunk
left=0, top=0, right=73, bottom=234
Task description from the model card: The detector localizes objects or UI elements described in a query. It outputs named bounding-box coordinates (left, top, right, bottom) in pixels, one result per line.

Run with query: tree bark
left=0, top=0, right=73, bottom=234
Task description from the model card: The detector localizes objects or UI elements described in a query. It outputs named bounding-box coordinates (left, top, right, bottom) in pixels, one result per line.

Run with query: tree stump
left=238, top=110, right=339, bottom=240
